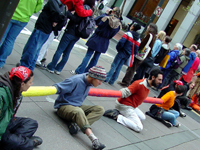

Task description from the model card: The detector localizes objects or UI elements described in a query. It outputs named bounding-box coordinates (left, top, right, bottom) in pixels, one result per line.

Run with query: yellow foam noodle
left=22, top=86, right=57, bottom=97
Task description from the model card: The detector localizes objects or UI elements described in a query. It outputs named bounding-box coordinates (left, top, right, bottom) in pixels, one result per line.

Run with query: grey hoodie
left=174, top=55, right=190, bottom=74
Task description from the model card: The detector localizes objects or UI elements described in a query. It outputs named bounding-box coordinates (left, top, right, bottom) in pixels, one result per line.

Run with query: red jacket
left=60, top=0, right=92, bottom=17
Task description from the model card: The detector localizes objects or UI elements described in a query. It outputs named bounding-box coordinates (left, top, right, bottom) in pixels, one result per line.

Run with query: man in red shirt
left=104, top=68, right=163, bottom=132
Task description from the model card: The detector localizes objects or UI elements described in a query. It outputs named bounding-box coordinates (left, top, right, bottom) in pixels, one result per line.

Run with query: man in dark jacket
left=20, top=0, right=68, bottom=71
left=105, top=23, right=141, bottom=85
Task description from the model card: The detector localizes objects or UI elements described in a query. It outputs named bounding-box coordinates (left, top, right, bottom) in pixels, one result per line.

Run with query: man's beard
left=152, top=79, right=158, bottom=87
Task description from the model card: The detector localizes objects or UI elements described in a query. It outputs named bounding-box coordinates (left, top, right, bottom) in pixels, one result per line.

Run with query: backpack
left=135, top=33, right=153, bottom=61
left=154, top=46, right=169, bottom=64
left=76, top=5, right=96, bottom=39
left=170, top=54, right=182, bottom=69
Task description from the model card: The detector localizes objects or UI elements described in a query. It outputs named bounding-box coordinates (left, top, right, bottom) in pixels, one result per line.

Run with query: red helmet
left=173, top=80, right=183, bottom=86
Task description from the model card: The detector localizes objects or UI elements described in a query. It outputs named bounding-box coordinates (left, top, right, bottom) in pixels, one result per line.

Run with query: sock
left=88, top=133, right=98, bottom=142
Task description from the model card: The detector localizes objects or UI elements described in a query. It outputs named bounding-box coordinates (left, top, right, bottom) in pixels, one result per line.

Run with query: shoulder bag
left=135, top=33, right=153, bottom=61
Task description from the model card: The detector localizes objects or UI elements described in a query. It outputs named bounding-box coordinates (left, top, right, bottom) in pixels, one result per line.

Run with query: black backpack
left=75, top=5, right=96, bottom=39
left=154, top=46, right=169, bottom=64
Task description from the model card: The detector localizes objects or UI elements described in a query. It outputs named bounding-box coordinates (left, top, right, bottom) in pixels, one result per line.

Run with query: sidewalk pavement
left=0, top=31, right=200, bottom=150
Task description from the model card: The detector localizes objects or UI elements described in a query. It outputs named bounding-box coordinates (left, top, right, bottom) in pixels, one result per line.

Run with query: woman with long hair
left=131, top=30, right=166, bottom=82
left=118, top=23, right=158, bottom=87
left=0, top=66, right=42, bottom=149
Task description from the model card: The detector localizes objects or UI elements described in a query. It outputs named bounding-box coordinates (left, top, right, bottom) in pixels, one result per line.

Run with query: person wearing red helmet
left=158, top=80, right=184, bottom=98
left=157, top=80, right=192, bottom=116
left=153, top=85, right=186, bottom=127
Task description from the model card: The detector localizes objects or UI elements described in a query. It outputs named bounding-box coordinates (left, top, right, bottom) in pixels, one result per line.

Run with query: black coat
left=35, top=0, right=67, bottom=35
left=65, top=11, right=83, bottom=36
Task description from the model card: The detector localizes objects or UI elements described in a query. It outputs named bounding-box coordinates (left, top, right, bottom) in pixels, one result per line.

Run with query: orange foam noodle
left=88, top=88, right=163, bottom=104
left=88, top=88, right=122, bottom=98
left=144, top=97, right=163, bottom=104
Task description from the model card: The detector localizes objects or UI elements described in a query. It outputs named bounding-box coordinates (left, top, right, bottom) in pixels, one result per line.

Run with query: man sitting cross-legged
left=53, top=66, right=106, bottom=150
left=104, top=68, right=163, bottom=132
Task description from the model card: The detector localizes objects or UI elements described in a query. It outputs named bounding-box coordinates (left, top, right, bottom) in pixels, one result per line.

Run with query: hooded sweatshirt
left=0, top=72, right=22, bottom=115
left=0, top=72, right=14, bottom=100
left=0, top=72, right=14, bottom=139
left=116, top=30, right=140, bottom=56
left=174, top=55, right=190, bottom=74
left=12, top=0, right=43, bottom=23
left=182, top=52, right=196, bottom=73
left=165, top=50, right=179, bottom=69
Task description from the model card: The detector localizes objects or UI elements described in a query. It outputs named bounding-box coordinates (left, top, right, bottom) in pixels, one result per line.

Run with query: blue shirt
left=54, top=73, right=92, bottom=109
left=151, top=39, right=162, bottom=58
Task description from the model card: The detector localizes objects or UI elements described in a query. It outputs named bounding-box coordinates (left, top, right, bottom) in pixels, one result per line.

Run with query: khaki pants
left=57, top=105, right=104, bottom=133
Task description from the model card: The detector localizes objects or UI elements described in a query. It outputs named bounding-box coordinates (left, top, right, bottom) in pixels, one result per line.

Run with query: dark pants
left=131, top=62, right=150, bottom=83
left=122, top=58, right=142, bottom=86
left=162, top=70, right=179, bottom=87
left=177, top=96, right=191, bottom=107
left=1, top=117, right=38, bottom=150
left=172, top=99, right=181, bottom=113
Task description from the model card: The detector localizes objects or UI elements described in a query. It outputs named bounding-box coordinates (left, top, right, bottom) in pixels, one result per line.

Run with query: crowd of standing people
left=1, top=0, right=200, bottom=150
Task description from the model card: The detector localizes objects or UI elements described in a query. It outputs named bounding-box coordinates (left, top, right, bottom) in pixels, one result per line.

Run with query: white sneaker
left=46, top=68, right=54, bottom=74
left=174, top=122, right=181, bottom=127
left=54, top=70, right=61, bottom=75
left=70, top=70, right=76, bottom=75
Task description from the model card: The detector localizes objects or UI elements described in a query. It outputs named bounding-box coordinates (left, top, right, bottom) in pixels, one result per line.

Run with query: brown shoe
left=117, top=81, right=128, bottom=87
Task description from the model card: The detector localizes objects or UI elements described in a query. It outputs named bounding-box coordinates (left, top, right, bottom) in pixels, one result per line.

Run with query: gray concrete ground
left=0, top=30, right=200, bottom=150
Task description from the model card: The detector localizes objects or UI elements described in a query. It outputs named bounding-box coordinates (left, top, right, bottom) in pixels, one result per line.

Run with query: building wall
left=106, top=0, right=200, bottom=47
left=170, top=4, right=188, bottom=38
left=172, top=0, right=200, bottom=47
left=183, top=15, right=200, bottom=46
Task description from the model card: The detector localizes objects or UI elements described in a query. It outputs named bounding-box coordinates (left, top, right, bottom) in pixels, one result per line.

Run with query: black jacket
left=158, top=83, right=175, bottom=98
left=35, top=0, right=67, bottom=35
left=65, top=11, right=83, bottom=37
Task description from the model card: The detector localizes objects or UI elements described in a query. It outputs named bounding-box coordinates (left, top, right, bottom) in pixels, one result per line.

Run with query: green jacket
left=12, top=0, right=43, bottom=22
left=0, top=84, right=13, bottom=140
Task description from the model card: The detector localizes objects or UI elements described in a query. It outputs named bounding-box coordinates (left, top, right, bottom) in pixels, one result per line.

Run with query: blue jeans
left=47, top=33, right=79, bottom=72
left=161, top=109, right=179, bottom=125
left=0, top=19, right=27, bottom=67
left=20, top=29, right=49, bottom=70
left=75, top=48, right=101, bottom=74
left=106, top=52, right=127, bottom=85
